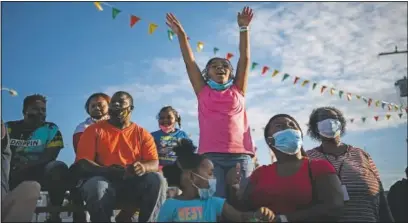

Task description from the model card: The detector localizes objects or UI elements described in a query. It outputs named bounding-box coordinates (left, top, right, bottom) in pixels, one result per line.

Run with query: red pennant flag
left=320, top=86, right=327, bottom=94
left=261, top=66, right=269, bottom=75
left=368, top=98, right=373, bottom=107
left=130, top=15, right=141, bottom=28
left=374, top=116, right=379, bottom=121
left=386, top=114, right=391, bottom=120
left=226, top=53, right=234, bottom=60
left=293, top=76, right=300, bottom=85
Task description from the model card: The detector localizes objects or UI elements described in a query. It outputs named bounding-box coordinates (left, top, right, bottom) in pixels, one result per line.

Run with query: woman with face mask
left=228, top=114, right=344, bottom=222
left=306, top=107, right=394, bottom=222
left=159, top=139, right=275, bottom=222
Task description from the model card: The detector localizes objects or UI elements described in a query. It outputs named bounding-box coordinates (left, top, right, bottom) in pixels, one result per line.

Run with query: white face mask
left=191, top=173, right=216, bottom=199
left=317, top=119, right=342, bottom=138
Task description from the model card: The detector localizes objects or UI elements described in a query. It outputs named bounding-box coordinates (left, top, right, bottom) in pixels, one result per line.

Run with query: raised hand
left=227, top=163, right=242, bottom=191
left=166, top=13, right=186, bottom=36
left=237, top=6, right=254, bottom=27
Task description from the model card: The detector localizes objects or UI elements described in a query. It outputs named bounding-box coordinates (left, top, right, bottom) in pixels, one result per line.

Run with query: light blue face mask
left=192, top=173, right=216, bottom=199
left=207, top=79, right=233, bottom=91
left=269, top=129, right=303, bottom=155
left=317, top=119, right=342, bottom=138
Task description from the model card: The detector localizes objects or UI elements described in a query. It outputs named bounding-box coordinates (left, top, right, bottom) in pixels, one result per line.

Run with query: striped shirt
left=307, top=145, right=384, bottom=222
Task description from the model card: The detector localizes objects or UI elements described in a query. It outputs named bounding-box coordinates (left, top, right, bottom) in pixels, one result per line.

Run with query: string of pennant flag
left=91, top=2, right=407, bottom=125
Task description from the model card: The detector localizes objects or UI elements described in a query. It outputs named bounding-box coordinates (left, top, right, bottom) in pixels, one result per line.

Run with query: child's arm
left=166, top=13, right=205, bottom=96
left=234, top=7, right=254, bottom=95
left=222, top=203, right=275, bottom=222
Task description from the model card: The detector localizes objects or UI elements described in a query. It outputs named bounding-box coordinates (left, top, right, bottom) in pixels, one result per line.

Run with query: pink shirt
left=197, top=85, right=254, bottom=155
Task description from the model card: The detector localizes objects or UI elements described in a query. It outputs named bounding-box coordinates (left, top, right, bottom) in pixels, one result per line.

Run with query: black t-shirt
left=1, top=127, right=11, bottom=200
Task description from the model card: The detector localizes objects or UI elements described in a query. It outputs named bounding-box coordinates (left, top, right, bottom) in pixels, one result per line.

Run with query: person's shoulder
left=309, top=158, right=336, bottom=176
left=43, top=121, right=60, bottom=130
left=151, top=130, right=162, bottom=137
left=74, top=118, right=91, bottom=133
left=5, top=119, right=23, bottom=128
left=208, top=196, right=226, bottom=204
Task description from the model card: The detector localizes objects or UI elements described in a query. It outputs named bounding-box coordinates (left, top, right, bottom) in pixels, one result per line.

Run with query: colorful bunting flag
left=388, top=104, right=392, bottom=111
left=350, top=118, right=354, bottom=123
left=282, top=73, right=290, bottom=82
left=213, top=47, right=219, bottom=55
left=197, top=41, right=204, bottom=52
left=130, top=15, right=140, bottom=28
left=362, top=117, right=366, bottom=123
left=301, top=80, right=310, bottom=87
left=148, top=23, right=158, bottom=34
left=294, top=76, right=300, bottom=85
left=339, top=90, right=344, bottom=98
left=381, top=102, right=386, bottom=109
left=167, top=30, right=174, bottom=41
left=251, top=62, right=258, bottom=70
left=330, top=88, right=336, bottom=95
left=346, top=93, right=352, bottom=101
left=394, top=104, right=399, bottom=111
left=94, top=2, right=103, bottom=11
left=112, top=8, right=121, bottom=19
left=356, top=95, right=361, bottom=100
left=399, top=113, right=403, bottom=118
left=368, top=98, right=373, bottom=107
left=312, top=83, right=317, bottom=90
left=272, top=69, right=279, bottom=77
left=262, top=66, right=269, bottom=75
left=375, top=100, right=380, bottom=107
left=374, top=116, right=379, bottom=121
left=226, top=53, right=234, bottom=60
left=362, top=97, right=368, bottom=103
left=321, top=86, right=327, bottom=94
left=386, top=114, right=391, bottom=120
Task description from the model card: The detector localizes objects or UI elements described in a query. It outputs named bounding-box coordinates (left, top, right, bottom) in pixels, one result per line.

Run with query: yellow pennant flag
left=197, top=41, right=204, bottom=52
left=356, top=95, right=361, bottom=99
left=330, top=88, right=336, bottom=95
left=271, top=69, right=279, bottom=77
left=148, top=23, right=158, bottom=35
left=93, top=2, right=103, bottom=11
left=386, top=114, right=391, bottom=120
left=375, top=100, right=380, bottom=107
left=301, top=80, right=310, bottom=87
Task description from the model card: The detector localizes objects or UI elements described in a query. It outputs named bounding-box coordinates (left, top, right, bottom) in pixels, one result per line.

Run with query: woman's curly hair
left=307, top=106, right=347, bottom=141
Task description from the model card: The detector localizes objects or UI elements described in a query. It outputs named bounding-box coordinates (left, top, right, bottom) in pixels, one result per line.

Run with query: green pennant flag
left=312, top=83, right=317, bottom=90
left=362, top=97, right=368, bottom=103
left=339, top=90, right=344, bottom=98
left=213, top=47, right=219, bottom=55
left=361, top=117, right=366, bottom=123
left=112, top=8, right=121, bottom=19
left=282, top=73, right=290, bottom=82
left=399, top=113, right=403, bottom=118
left=251, top=62, right=259, bottom=70
left=167, top=30, right=174, bottom=41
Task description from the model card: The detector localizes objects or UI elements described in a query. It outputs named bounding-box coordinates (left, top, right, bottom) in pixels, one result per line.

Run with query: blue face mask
left=317, top=119, right=342, bottom=138
left=207, top=79, right=233, bottom=91
left=192, top=173, right=216, bottom=199
left=269, top=129, right=303, bottom=155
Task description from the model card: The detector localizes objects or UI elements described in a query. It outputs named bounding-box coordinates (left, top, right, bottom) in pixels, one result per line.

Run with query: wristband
left=239, top=26, right=249, bottom=32
left=279, top=215, right=288, bottom=222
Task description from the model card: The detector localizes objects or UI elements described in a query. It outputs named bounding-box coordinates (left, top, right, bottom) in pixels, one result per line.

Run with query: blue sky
left=1, top=2, right=407, bottom=189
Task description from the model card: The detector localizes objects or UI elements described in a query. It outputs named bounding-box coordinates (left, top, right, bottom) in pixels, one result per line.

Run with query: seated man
left=5, top=94, right=69, bottom=222
left=74, top=91, right=167, bottom=222
left=2, top=120, right=41, bottom=222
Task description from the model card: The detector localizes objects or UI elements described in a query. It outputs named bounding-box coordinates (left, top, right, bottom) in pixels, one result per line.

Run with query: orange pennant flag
left=294, top=76, right=300, bottom=85
left=148, top=23, right=158, bottom=35
left=321, top=86, right=327, bottom=94
left=330, top=88, right=336, bottom=95
left=226, top=53, right=234, bottom=60
left=374, top=116, right=379, bottom=121
left=386, top=114, right=391, bottom=120
left=271, top=69, right=279, bottom=77
left=346, top=93, right=352, bottom=101
left=301, top=80, right=310, bottom=87
left=368, top=98, right=373, bottom=107
left=262, top=66, right=269, bottom=75
left=130, top=15, right=141, bottom=28
left=94, top=2, right=103, bottom=11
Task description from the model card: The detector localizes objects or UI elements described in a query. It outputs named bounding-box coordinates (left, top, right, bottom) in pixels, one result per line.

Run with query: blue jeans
left=204, top=153, right=254, bottom=198
left=80, top=173, right=167, bottom=222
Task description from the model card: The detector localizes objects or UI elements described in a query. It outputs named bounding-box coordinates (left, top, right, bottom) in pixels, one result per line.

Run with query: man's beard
left=26, top=114, right=45, bottom=126
left=109, top=108, right=130, bottom=123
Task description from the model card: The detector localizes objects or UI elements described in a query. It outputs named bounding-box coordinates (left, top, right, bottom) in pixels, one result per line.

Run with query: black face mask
left=26, top=113, right=45, bottom=125
left=109, top=106, right=131, bottom=122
